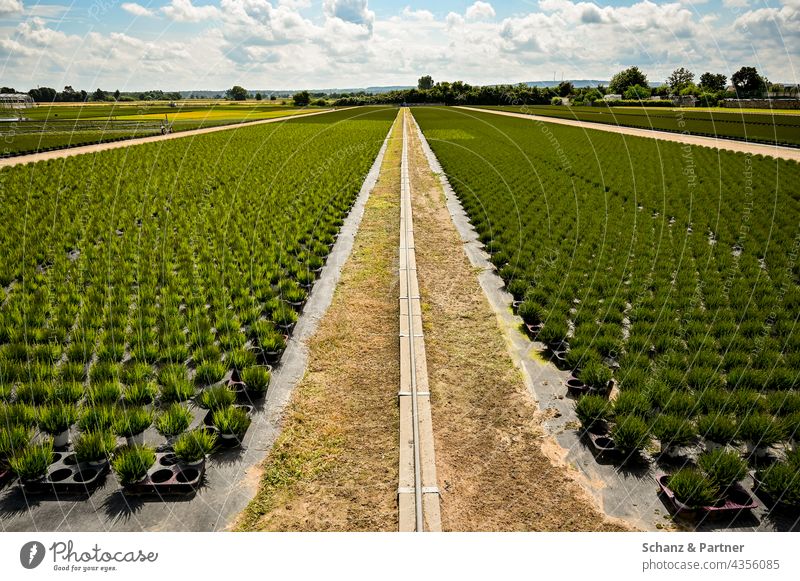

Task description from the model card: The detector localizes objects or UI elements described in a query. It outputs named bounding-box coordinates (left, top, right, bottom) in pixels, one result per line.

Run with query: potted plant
left=610, top=415, right=650, bottom=460
left=38, top=403, right=78, bottom=448
left=78, top=405, right=117, bottom=432
left=154, top=404, right=192, bottom=441
left=575, top=394, right=610, bottom=434
left=123, top=382, right=158, bottom=406
left=652, top=414, right=697, bottom=458
left=665, top=467, right=720, bottom=510
left=0, top=426, right=31, bottom=469
left=173, top=429, right=217, bottom=466
left=112, top=407, right=153, bottom=446
left=198, top=385, right=236, bottom=411
left=74, top=430, right=116, bottom=466
left=754, top=460, right=800, bottom=510
left=227, top=348, right=257, bottom=377
left=740, top=412, right=785, bottom=459
left=697, top=448, right=747, bottom=493
left=579, top=361, right=613, bottom=393
left=241, top=366, right=271, bottom=399
left=111, top=445, right=156, bottom=486
left=211, top=406, right=251, bottom=445
left=194, top=361, right=226, bottom=386
left=696, top=414, right=737, bottom=450
left=9, top=440, right=54, bottom=487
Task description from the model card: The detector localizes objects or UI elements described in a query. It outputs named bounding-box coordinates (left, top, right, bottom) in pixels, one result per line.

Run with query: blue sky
left=0, top=1, right=797, bottom=91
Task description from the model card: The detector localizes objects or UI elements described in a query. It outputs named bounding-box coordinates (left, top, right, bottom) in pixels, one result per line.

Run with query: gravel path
left=458, top=106, right=800, bottom=162
left=0, top=108, right=338, bottom=168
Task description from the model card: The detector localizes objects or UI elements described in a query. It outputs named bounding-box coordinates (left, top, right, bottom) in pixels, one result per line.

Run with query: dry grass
left=234, top=116, right=402, bottom=531
left=406, top=112, right=629, bottom=531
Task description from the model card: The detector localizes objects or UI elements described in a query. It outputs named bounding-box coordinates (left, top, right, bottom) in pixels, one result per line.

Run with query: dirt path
left=0, top=108, right=338, bottom=168
left=234, top=113, right=402, bottom=532
left=406, top=110, right=629, bottom=531
left=459, top=106, right=800, bottom=162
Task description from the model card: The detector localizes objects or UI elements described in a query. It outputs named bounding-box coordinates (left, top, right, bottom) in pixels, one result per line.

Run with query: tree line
left=334, top=66, right=790, bottom=107
left=0, top=86, right=182, bottom=103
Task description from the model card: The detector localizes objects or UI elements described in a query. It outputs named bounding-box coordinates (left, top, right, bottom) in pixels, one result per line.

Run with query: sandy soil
left=234, top=114, right=402, bottom=532
left=406, top=114, right=630, bottom=532
left=0, top=108, right=337, bottom=169
left=458, top=106, right=800, bottom=162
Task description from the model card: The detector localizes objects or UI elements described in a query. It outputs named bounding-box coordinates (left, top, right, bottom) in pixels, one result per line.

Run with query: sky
left=0, top=0, right=798, bottom=91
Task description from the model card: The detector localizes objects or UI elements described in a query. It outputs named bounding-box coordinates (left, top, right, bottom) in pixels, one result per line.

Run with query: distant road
left=457, top=106, right=800, bottom=162
left=0, top=108, right=339, bottom=168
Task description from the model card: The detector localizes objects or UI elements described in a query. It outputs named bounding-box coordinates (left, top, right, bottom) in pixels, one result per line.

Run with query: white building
left=0, top=93, right=35, bottom=109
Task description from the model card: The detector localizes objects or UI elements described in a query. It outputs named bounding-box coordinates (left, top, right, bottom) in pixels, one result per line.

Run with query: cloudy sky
left=0, top=0, right=797, bottom=91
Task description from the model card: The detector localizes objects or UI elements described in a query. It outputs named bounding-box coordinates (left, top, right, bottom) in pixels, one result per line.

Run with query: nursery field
left=0, top=106, right=396, bottom=498
left=0, top=103, right=318, bottom=156
left=475, top=105, right=800, bottom=147
left=413, top=107, right=800, bottom=514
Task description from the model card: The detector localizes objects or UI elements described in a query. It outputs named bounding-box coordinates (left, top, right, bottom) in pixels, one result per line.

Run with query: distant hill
left=520, top=80, right=608, bottom=88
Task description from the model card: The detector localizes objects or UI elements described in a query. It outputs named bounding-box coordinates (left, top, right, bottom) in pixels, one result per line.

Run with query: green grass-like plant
left=610, top=415, right=650, bottom=455
left=74, top=430, right=116, bottom=463
left=111, top=445, right=156, bottom=485
left=38, top=403, right=78, bottom=435
left=112, top=407, right=153, bottom=438
left=667, top=467, right=720, bottom=509
left=758, top=462, right=800, bottom=507
left=9, top=440, right=54, bottom=481
left=195, top=361, right=226, bottom=386
left=173, top=429, right=217, bottom=462
left=574, top=394, right=610, bottom=430
left=0, top=426, right=31, bottom=462
left=739, top=412, right=785, bottom=447
left=212, top=406, right=251, bottom=436
left=86, top=382, right=122, bottom=405
left=15, top=382, right=51, bottom=405
left=698, top=449, right=748, bottom=490
left=241, top=367, right=270, bottom=394
left=652, top=414, right=697, bottom=448
left=155, top=404, right=192, bottom=437
left=579, top=361, right=613, bottom=390
left=198, top=385, right=236, bottom=410
left=123, top=382, right=158, bottom=406
left=697, top=414, right=738, bottom=445
left=78, top=405, right=117, bottom=432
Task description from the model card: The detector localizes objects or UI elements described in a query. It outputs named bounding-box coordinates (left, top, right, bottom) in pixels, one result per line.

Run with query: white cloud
left=0, top=0, right=23, bottom=16
left=323, top=0, right=375, bottom=32
left=722, top=0, right=749, bottom=8
left=162, top=0, right=220, bottom=22
left=466, top=1, right=496, bottom=21
left=121, top=3, right=155, bottom=17
left=0, top=0, right=797, bottom=92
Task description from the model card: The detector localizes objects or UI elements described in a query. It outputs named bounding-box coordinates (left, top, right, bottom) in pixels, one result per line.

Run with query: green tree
left=29, top=87, right=57, bottom=102
left=609, top=66, right=648, bottom=94
left=666, top=67, right=694, bottom=92
left=92, top=88, right=107, bottom=101
left=624, top=84, right=651, bottom=100
left=731, top=67, right=767, bottom=98
left=699, top=72, right=727, bottom=92
left=418, top=75, right=434, bottom=90
left=557, top=81, right=574, bottom=97
left=226, top=85, right=248, bottom=101
left=255, top=93, right=262, bottom=101
left=292, top=91, right=310, bottom=106
left=0, top=87, right=16, bottom=94
left=113, top=89, right=121, bottom=100
left=270, top=94, right=276, bottom=101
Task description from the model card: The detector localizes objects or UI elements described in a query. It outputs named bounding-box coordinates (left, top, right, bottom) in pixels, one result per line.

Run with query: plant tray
left=22, top=452, right=109, bottom=495
left=123, top=453, right=205, bottom=495
left=524, top=323, right=543, bottom=338
left=658, top=475, right=758, bottom=517
left=586, top=431, right=621, bottom=461
left=566, top=377, right=590, bottom=396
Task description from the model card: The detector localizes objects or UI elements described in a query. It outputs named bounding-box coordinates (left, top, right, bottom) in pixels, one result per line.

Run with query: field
left=0, top=107, right=396, bottom=492
left=474, top=105, right=800, bottom=147
left=0, top=102, right=321, bottom=156
left=413, top=107, right=800, bottom=507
